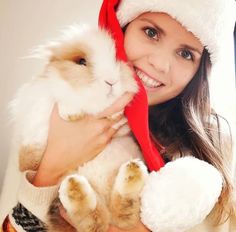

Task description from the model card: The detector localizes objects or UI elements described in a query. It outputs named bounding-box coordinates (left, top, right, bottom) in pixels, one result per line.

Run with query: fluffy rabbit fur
left=10, top=24, right=148, bottom=232
left=10, top=24, right=224, bottom=232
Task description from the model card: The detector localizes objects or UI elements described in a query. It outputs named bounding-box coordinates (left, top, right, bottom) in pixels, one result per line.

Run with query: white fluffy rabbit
left=10, top=24, right=148, bottom=232
left=10, top=24, right=223, bottom=232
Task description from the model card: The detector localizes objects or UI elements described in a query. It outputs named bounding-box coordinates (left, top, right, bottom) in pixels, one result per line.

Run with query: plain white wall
left=0, top=0, right=102, bottom=194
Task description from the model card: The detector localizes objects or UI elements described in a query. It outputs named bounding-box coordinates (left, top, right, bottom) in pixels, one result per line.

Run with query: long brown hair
left=149, top=49, right=234, bottom=224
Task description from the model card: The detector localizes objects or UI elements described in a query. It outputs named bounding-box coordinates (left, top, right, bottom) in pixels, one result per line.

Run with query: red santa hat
left=98, top=0, right=235, bottom=171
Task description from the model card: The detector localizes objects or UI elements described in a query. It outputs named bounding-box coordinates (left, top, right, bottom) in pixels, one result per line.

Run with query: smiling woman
left=124, top=12, right=204, bottom=105
left=1, top=0, right=236, bottom=232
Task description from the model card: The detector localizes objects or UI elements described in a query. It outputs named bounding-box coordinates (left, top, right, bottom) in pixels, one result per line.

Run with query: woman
left=1, top=0, right=235, bottom=231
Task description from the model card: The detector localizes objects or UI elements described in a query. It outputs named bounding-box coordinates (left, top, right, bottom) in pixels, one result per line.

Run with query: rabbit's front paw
left=110, top=160, right=148, bottom=229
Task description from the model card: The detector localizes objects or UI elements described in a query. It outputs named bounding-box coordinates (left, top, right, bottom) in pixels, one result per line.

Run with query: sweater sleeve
left=1, top=171, right=58, bottom=232
left=17, top=171, right=58, bottom=222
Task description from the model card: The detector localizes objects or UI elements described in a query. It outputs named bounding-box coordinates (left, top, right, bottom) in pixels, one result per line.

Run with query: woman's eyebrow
left=139, top=18, right=166, bottom=35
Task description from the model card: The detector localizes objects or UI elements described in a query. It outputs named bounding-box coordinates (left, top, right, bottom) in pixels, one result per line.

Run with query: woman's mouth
left=135, top=68, right=164, bottom=90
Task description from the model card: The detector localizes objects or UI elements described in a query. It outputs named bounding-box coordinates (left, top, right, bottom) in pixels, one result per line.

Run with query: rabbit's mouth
left=107, top=88, right=115, bottom=98
left=105, top=80, right=118, bottom=98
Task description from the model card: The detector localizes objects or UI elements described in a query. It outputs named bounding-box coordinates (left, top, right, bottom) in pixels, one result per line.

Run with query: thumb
left=59, top=205, right=75, bottom=226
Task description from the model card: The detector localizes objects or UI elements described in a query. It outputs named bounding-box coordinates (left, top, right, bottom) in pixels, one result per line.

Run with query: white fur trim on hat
left=117, top=0, right=236, bottom=64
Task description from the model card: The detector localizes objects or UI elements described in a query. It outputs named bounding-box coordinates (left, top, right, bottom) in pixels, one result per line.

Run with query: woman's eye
left=74, top=58, right=87, bottom=66
left=144, top=27, right=159, bottom=40
left=179, top=50, right=194, bottom=61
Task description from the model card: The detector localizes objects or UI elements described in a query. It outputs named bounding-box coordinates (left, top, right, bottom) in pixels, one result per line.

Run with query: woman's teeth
left=136, top=70, right=162, bottom=88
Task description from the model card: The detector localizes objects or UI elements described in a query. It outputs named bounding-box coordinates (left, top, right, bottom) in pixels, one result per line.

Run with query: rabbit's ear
left=47, top=46, right=57, bottom=62
left=43, top=39, right=69, bottom=62
left=47, top=45, right=65, bottom=62
left=25, top=43, right=56, bottom=62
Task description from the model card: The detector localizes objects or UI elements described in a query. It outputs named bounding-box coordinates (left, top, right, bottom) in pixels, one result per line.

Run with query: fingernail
left=111, top=118, right=128, bottom=129
left=110, top=111, right=124, bottom=119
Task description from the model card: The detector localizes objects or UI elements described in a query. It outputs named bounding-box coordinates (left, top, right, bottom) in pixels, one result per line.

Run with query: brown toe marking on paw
left=67, top=177, right=86, bottom=202
left=125, top=162, right=142, bottom=183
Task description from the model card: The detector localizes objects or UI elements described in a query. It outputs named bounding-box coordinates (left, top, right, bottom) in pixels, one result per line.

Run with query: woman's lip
left=134, top=67, right=164, bottom=89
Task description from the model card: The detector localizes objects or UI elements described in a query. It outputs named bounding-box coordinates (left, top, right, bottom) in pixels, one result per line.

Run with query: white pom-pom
left=140, top=156, right=223, bottom=232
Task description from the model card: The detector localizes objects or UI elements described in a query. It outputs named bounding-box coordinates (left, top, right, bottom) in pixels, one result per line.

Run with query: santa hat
left=98, top=0, right=235, bottom=172
left=116, top=0, right=235, bottom=65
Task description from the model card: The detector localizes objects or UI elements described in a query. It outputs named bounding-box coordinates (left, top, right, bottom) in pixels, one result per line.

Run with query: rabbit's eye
left=75, top=58, right=86, bottom=66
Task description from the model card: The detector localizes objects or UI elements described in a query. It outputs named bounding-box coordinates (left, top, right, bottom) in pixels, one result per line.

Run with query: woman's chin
left=145, top=86, right=165, bottom=106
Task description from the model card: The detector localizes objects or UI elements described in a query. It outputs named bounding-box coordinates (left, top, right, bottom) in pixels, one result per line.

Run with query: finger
left=108, top=113, right=124, bottom=124
left=111, top=117, right=128, bottom=130
left=96, top=92, right=134, bottom=118
left=50, top=104, right=70, bottom=123
left=105, top=118, right=128, bottom=139
left=50, top=104, right=60, bottom=122
left=90, top=114, right=124, bottom=134
left=105, top=114, right=126, bottom=132
left=48, top=104, right=65, bottom=131
left=106, top=111, right=124, bottom=120
left=59, top=205, right=74, bottom=226
left=105, top=126, right=119, bottom=140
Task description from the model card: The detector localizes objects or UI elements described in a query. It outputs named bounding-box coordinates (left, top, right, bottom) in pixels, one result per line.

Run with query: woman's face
left=124, top=12, right=204, bottom=105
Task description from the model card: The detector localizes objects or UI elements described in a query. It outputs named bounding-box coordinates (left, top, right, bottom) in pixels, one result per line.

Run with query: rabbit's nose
left=105, top=80, right=117, bottom=87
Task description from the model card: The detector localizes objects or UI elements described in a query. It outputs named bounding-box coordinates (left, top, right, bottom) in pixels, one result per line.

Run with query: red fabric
left=98, top=0, right=165, bottom=171
left=1, top=216, right=17, bottom=232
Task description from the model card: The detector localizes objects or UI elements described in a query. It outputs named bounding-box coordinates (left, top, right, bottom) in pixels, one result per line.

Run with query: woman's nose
left=148, top=52, right=171, bottom=74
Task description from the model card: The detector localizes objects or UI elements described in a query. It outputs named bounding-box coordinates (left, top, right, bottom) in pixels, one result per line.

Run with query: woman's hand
left=33, top=92, right=134, bottom=187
